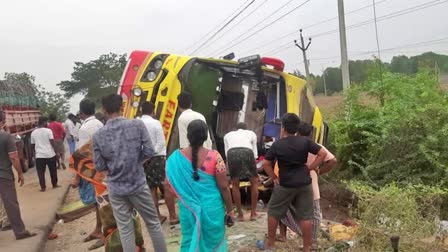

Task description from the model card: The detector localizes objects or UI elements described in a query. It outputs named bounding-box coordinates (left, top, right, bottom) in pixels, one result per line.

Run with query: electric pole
left=294, top=29, right=312, bottom=85
left=435, top=61, right=440, bottom=83
left=322, top=68, right=328, bottom=96
left=338, top=0, right=350, bottom=90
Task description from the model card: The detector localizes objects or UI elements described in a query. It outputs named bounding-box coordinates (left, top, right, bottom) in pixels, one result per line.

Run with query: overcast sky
left=1, top=0, right=447, bottom=113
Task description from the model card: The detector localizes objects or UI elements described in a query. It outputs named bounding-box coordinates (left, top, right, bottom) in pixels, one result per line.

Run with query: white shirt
left=307, top=144, right=335, bottom=200
left=73, top=122, right=81, bottom=140
left=224, top=129, right=258, bottom=158
left=78, top=116, right=104, bottom=148
left=140, top=115, right=166, bottom=156
left=178, top=109, right=212, bottom=149
left=64, top=119, right=75, bottom=137
left=31, top=128, right=56, bottom=159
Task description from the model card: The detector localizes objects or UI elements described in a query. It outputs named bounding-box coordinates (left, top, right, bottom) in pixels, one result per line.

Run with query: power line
left=263, top=41, right=292, bottom=55
left=262, top=0, right=448, bottom=56
left=190, top=0, right=256, bottom=55
left=303, top=37, right=448, bottom=63
left=206, top=0, right=298, bottom=57
left=211, top=0, right=312, bottom=57
left=199, top=0, right=271, bottom=54
left=311, top=0, right=448, bottom=38
left=306, top=0, right=390, bottom=30
left=241, top=0, right=390, bottom=55
left=182, top=0, right=253, bottom=54
left=354, top=36, right=448, bottom=56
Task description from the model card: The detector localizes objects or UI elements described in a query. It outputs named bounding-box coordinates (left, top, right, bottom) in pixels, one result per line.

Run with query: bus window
left=263, top=80, right=287, bottom=139
left=183, top=62, right=221, bottom=123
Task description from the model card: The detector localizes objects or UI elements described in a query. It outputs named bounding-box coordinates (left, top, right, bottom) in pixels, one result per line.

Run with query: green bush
left=330, top=71, right=448, bottom=188
left=348, top=183, right=447, bottom=251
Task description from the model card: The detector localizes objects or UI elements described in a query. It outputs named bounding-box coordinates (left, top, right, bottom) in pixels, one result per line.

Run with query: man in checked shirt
left=92, top=94, right=167, bottom=252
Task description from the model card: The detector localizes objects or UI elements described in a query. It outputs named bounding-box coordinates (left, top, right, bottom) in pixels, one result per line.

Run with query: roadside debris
left=48, top=233, right=58, bottom=240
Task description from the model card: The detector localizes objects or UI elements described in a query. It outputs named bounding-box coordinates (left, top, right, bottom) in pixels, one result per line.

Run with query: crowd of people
left=0, top=90, right=336, bottom=252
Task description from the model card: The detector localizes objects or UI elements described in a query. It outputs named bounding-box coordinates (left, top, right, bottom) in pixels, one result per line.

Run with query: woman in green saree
left=166, top=120, right=234, bottom=252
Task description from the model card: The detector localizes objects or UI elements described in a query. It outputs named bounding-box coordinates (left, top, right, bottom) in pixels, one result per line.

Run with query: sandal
left=83, top=234, right=101, bottom=243
left=264, top=233, right=286, bottom=242
left=1, top=225, right=12, bottom=231
left=298, top=245, right=319, bottom=251
left=16, top=231, right=37, bottom=240
left=88, top=239, right=104, bottom=250
left=159, top=216, right=167, bottom=225
left=169, top=219, right=180, bottom=225
left=256, top=240, right=275, bottom=251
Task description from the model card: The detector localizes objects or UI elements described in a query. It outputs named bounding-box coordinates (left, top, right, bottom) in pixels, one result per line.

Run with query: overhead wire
left=205, top=0, right=298, bottom=56
left=210, top=0, right=312, bottom=57
left=182, top=0, right=253, bottom=54
left=190, top=0, right=257, bottom=55
left=199, top=0, right=271, bottom=54
left=310, top=0, right=448, bottom=38
left=291, top=37, right=448, bottom=65
left=262, top=0, right=448, bottom=56
left=240, top=0, right=390, bottom=55
left=354, top=36, right=448, bottom=56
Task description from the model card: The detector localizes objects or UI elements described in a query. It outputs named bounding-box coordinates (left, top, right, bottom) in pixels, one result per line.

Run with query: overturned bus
left=118, top=50, right=328, bottom=157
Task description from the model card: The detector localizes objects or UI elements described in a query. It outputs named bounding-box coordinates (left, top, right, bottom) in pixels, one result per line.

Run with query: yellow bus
left=118, top=51, right=328, bottom=156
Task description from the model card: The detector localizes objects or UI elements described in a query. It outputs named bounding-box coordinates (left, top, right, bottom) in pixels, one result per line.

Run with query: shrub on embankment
left=329, top=71, right=448, bottom=188
left=326, top=71, right=448, bottom=250
left=348, top=182, right=447, bottom=251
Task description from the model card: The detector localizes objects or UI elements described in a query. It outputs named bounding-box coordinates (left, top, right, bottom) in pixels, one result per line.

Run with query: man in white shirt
left=224, top=122, right=259, bottom=221
left=140, top=102, right=179, bottom=225
left=64, top=114, right=76, bottom=154
left=73, top=114, right=82, bottom=143
left=78, top=100, right=103, bottom=147
left=31, top=116, right=59, bottom=192
left=177, top=92, right=212, bottom=149
left=72, top=99, right=105, bottom=249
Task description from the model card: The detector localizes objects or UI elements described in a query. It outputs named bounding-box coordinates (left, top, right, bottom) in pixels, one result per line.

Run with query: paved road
left=0, top=167, right=72, bottom=252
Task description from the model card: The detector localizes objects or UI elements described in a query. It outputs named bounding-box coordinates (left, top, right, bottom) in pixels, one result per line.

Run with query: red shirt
left=48, top=121, right=66, bottom=140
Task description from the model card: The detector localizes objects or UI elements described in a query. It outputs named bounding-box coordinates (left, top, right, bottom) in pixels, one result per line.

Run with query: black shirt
left=265, top=136, right=321, bottom=188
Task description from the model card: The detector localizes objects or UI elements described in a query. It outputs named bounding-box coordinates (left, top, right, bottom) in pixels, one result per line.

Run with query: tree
left=58, top=53, right=127, bottom=103
left=349, top=59, right=376, bottom=84
left=324, top=67, right=343, bottom=94
left=390, top=55, right=417, bottom=74
left=1, top=73, right=69, bottom=120
left=35, top=85, right=70, bottom=120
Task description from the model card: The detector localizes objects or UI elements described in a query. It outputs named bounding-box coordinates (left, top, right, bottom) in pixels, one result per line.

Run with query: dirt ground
left=45, top=186, right=347, bottom=252
left=314, top=95, right=344, bottom=121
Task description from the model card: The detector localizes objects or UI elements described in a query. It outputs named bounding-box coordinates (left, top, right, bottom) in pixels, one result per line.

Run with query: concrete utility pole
left=294, top=30, right=312, bottom=84
left=322, top=68, right=328, bottom=96
left=338, top=0, right=350, bottom=90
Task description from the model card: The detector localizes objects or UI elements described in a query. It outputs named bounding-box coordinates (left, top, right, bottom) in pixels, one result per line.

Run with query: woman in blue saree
left=166, top=120, right=234, bottom=252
